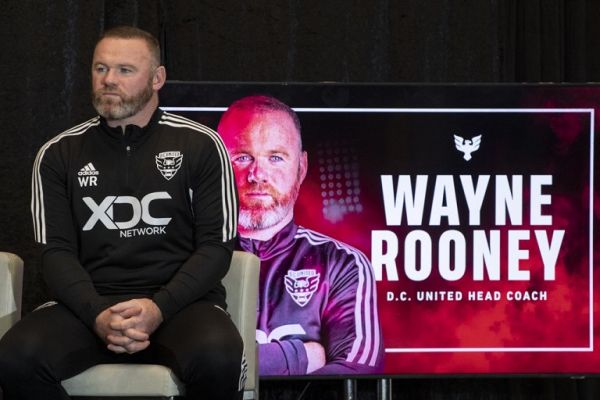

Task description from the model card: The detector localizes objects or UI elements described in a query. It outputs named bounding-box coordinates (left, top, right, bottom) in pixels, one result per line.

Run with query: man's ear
left=298, top=150, right=308, bottom=184
left=152, top=66, right=166, bottom=90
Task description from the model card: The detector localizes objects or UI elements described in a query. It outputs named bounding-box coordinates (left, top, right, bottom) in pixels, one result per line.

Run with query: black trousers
left=0, top=300, right=245, bottom=400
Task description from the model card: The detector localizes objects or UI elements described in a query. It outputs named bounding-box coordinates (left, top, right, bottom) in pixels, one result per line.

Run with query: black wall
left=1, top=1, right=598, bottom=398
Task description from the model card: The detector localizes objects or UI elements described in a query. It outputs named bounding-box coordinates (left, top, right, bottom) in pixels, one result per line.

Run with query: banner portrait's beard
left=238, top=177, right=302, bottom=231
left=92, top=78, right=154, bottom=121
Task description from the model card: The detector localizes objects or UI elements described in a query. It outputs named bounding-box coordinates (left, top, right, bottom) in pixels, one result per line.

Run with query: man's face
left=219, top=110, right=307, bottom=232
left=91, top=37, right=156, bottom=121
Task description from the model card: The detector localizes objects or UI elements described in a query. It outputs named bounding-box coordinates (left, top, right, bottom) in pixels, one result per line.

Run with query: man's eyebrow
left=269, top=147, right=291, bottom=154
left=92, top=62, right=137, bottom=69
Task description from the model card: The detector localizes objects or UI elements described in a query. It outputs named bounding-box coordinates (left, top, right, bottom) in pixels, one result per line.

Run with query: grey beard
left=238, top=204, right=292, bottom=231
left=92, top=85, right=153, bottom=121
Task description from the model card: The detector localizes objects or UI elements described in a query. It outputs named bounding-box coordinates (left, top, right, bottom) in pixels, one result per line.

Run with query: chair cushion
left=61, top=364, right=184, bottom=396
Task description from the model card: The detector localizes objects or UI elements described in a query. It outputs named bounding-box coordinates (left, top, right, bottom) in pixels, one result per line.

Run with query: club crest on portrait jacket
left=284, top=269, right=320, bottom=307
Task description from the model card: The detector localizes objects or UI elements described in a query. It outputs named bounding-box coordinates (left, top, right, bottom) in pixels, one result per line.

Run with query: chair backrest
left=222, top=251, right=260, bottom=397
left=0, top=252, right=23, bottom=339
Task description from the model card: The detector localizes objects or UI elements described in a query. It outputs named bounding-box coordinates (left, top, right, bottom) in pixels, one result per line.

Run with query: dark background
left=1, top=1, right=599, bottom=398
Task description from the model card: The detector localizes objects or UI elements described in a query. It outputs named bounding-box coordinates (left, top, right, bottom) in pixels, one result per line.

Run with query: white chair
left=0, top=251, right=260, bottom=400
left=0, top=252, right=23, bottom=341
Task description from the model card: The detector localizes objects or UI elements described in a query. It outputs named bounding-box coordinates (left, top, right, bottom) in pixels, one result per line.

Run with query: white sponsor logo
left=454, top=134, right=482, bottom=161
left=78, top=162, right=99, bottom=187
left=119, top=226, right=167, bottom=238
left=156, top=151, right=183, bottom=180
left=284, top=269, right=320, bottom=307
left=256, top=324, right=307, bottom=344
left=82, top=192, right=172, bottom=235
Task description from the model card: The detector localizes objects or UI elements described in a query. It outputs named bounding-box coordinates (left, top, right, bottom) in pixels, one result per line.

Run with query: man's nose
left=247, top=160, right=267, bottom=182
left=102, top=69, right=118, bottom=86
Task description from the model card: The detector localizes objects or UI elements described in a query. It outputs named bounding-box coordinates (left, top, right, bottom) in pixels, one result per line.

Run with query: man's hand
left=93, top=298, right=162, bottom=354
left=94, top=306, right=149, bottom=354
left=303, top=341, right=326, bottom=373
left=94, top=307, right=124, bottom=344
left=109, top=298, right=163, bottom=339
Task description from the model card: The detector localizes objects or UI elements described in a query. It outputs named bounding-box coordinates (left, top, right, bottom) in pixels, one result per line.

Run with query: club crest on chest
left=156, top=151, right=183, bottom=180
left=284, top=269, right=320, bottom=307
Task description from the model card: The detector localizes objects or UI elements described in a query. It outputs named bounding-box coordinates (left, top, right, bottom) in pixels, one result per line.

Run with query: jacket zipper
left=125, top=145, right=131, bottom=185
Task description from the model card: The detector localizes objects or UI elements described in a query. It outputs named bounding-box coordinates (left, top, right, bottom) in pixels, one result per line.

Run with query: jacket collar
left=237, top=220, right=298, bottom=260
left=99, top=108, right=163, bottom=143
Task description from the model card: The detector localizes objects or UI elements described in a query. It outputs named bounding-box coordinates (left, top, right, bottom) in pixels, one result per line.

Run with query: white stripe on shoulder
left=31, top=117, right=100, bottom=244
left=295, top=227, right=381, bottom=366
left=158, top=112, right=237, bottom=241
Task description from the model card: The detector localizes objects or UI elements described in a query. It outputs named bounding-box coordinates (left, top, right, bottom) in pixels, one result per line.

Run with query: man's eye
left=95, top=66, right=107, bottom=73
left=270, top=155, right=284, bottom=162
left=234, top=155, right=252, bottom=163
left=120, top=67, right=132, bottom=74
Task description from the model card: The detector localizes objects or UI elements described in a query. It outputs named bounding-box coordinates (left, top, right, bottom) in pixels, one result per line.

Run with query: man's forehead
left=221, top=109, right=298, bottom=142
left=93, top=37, right=152, bottom=61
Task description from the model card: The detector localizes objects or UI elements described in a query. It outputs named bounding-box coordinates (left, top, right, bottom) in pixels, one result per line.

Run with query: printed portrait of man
left=218, top=95, right=383, bottom=375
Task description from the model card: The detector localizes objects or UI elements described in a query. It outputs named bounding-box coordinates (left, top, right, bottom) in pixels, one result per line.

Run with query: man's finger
left=110, top=317, right=139, bottom=331
left=107, top=344, right=128, bottom=354
left=110, top=300, right=142, bottom=314
left=116, top=305, right=143, bottom=318
left=106, top=334, right=134, bottom=347
left=109, top=320, right=124, bottom=331
left=124, top=328, right=149, bottom=341
left=304, top=341, right=326, bottom=373
left=124, top=340, right=150, bottom=354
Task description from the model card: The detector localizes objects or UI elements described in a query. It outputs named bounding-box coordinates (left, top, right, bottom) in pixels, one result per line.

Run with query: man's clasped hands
left=94, top=298, right=163, bottom=354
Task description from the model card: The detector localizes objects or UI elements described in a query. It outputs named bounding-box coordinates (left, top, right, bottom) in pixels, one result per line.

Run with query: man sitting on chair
left=0, top=26, right=244, bottom=400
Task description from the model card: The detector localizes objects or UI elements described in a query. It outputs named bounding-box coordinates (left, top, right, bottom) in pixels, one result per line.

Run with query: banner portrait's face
left=219, top=109, right=307, bottom=231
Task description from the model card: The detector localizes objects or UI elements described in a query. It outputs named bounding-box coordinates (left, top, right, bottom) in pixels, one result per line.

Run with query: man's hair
left=223, top=95, right=302, bottom=148
left=97, top=26, right=161, bottom=67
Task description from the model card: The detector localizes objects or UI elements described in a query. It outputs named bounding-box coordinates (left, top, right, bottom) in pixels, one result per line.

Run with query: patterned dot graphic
left=316, top=141, right=363, bottom=222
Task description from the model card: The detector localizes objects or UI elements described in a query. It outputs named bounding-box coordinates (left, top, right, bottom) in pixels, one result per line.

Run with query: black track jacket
left=31, top=109, right=238, bottom=327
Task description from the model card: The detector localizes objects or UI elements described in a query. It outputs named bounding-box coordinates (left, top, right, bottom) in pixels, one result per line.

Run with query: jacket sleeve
left=312, top=250, right=384, bottom=375
left=259, top=340, right=309, bottom=375
left=153, top=130, right=238, bottom=321
left=32, top=141, right=111, bottom=328
left=257, top=248, right=384, bottom=376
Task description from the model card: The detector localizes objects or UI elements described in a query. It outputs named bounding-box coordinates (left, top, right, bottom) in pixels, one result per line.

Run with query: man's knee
left=0, top=325, right=54, bottom=378
left=155, top=303, right=245, bottom=394
left=181, top=336, right=245, bottom=400
left=165, top=322, right=243, bottom=385
left=179, top=327, right=244, bottom=384
left=204, top=334, right=243, bottom=374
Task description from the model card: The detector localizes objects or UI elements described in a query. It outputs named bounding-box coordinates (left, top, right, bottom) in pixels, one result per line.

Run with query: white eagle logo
left=454, top=134, right=482, bottom=161
left=284, top=269, right=320, bottom=307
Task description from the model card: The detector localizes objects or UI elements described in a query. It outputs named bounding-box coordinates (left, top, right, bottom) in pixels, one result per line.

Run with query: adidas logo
left=78, top=163, right=99, bottom=187
left=78, top=162, right=100, bottom=176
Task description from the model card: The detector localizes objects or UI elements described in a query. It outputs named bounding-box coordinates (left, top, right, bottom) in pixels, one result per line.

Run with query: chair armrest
left=223, top=251, right=260, bottom=336
left=221, top=251, right=260, bottom=395
left=0, top=252, right=24, bottom=339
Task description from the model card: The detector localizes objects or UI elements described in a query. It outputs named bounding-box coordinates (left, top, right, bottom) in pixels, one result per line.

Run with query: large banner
left=162, top=84, right=598, bottom=376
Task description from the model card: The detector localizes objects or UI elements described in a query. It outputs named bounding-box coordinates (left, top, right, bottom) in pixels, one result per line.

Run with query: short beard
left=92, top=79, right=154, bottom=121
left=238, top=174, right=302, bottom=232
left=238, top=203, right=291, bottom=231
